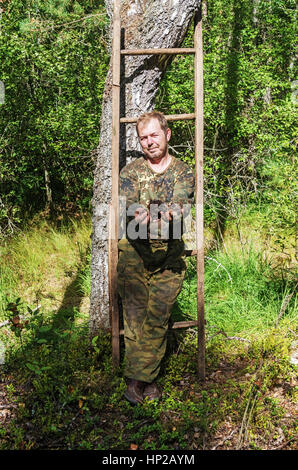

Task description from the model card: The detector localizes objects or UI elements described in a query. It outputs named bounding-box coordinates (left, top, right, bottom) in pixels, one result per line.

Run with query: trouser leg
left=137, top=268, right=185, bottom=382
left=117, top=248, right=185, bottom=383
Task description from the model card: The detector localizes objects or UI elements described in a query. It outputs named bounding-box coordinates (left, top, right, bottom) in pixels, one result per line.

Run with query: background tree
left=155, top=0, right=297, bottom=244
left=90, top=0, right=200, bottom=333
left=0, top=0, right=296, bottom=327
left=0, top=0, right=108, bottom=231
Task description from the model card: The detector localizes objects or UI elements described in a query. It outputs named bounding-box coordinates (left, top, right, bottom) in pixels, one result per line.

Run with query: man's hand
left=160, top=210, right=173, bottom=221
left=160, top=206, right=184, bottom=222
left=135, top=205, right=173, bottom=226
left=149, top=201, right=184, bottom=223
left=134, top=207, right=150, bottom=225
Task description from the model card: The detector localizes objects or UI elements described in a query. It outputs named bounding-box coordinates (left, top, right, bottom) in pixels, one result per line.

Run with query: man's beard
left=146, top=145, right=168, bottom=161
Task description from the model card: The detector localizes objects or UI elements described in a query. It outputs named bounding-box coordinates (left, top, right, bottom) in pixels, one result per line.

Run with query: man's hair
left=136, top=110, right=169, bottom=136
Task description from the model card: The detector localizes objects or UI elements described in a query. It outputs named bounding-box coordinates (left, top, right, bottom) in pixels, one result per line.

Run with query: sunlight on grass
left=1, top=216, right=297, bottom=339
left=0, top=217, right=296, bottom=452
left=176, top=245, right=297, bottom=337
left=0, top=218, right=92, bottom=318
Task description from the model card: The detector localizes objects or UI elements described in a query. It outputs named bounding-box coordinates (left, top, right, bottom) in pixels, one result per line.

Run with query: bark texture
left=90, top=0, right=200, bottom=334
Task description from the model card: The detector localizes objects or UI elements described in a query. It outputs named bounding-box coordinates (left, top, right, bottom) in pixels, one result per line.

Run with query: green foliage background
left=0, top=1, right=297, bottom=451
left=0, top=0, right=109, bottom=227
left=0, top=0, right=297, bottom=237
left=156, top=0, right=297, bottom=238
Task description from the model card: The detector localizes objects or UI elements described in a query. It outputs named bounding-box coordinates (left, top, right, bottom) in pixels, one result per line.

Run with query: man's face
left=137, top=118, right=171, bottom=162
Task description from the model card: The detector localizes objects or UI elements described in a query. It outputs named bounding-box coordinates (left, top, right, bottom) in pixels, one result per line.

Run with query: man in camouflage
left=117, top=111, right=195, bottom=405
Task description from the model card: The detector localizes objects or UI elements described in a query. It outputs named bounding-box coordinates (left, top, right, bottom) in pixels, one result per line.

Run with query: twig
left=208, top=327, right=250, bottom=343
left=237, top=361, right=263, bottom=451
left=237, top=388, right=254, bottom=450
left=205, top=147, right=228, bottom=151
left=275, top=283, right=297, bottom=327
left=244, top=391, right=259, bottom=443
left=212, top=429, right=237, bottom=450
left=270, top=437, right=297, bottom=450
left=29, top=13, right=106, bottom=32
left=288, top=328, right=298, bottom=337
left=205, top=256, right=233, bottom=285
left=168, top=145, right=181, bottom=155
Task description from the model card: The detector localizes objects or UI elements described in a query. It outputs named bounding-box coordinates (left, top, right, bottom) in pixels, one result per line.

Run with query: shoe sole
left=123, top=390, right=143, bottom=405
left=143, top=394, right=161, bottom=401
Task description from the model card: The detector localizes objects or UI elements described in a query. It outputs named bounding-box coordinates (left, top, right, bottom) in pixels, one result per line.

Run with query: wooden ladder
left=109, top=0, right=205, bottom=380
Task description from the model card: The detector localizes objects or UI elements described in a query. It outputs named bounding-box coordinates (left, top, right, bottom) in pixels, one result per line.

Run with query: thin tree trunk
left=42, top=146, right=53, bottom=210
left=90, top=0, right=200, bottom=334
left=44, top=168, right=52, bottom=208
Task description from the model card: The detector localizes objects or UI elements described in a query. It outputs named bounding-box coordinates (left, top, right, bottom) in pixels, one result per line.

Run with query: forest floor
left=0, top=341, right=297, bottom=451
left=0, top=217, right=297, bottom=452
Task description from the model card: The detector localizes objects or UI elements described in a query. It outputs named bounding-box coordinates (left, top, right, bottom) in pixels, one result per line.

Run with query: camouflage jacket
left=118, top=156, right=195, bottom=271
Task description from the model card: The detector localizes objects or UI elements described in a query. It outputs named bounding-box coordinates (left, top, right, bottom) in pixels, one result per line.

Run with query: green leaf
left=38, top=325, right=52, bottom=333
left=25, top=362, right=41, bottom=374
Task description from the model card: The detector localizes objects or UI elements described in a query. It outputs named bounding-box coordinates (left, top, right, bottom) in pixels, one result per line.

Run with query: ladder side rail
left=119, top=320, right=199, bottom=336
left=109, top=2, right=206, bottom=378
left=121, top=47, right=196, bottom=55
left=120, top=113, right=196, bottom=123
left=194, top=9, right=205, bottom=381
left=110, top=0, right=121, bottom=367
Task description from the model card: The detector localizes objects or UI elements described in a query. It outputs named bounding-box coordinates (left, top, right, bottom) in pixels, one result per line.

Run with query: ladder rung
left=171, top=320, right=198, bottom=329
left=119, top=320, right=198, bottom=336
left=185, top=250, right=198, bottom=257
left=120, top=113, right=196, bottom=124
left=121, top=48, right=196, bottom=56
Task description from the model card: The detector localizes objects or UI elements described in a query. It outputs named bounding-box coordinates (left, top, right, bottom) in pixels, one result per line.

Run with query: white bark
left=90, top=0, right=200, bottom=334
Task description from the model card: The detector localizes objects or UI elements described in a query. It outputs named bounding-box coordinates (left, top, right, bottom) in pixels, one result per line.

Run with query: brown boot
left=124, top=379, right=145, bottom=405
left=143, top=382, right=161, bottom=401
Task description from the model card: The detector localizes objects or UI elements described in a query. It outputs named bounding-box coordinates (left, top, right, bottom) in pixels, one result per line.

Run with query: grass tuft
left=0, top=217, right=297, bottom=451
left=175, top=245, right=297, bottom=337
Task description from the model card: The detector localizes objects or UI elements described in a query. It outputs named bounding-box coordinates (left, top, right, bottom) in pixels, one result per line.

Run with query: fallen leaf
left=7, top=303, right=18, bottom=314
left=11, top=316, right=20, bottom=325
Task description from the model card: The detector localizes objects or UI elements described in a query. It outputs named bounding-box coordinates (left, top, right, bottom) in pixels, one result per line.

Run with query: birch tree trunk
left=90, top=0, right=200, bottom=334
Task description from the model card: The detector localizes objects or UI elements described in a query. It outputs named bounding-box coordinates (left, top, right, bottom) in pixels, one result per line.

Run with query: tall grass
left=176, top=246, right=297, bottom=337
left=1, top=218, right=296, bottom=337
left=0, top=218, right=296, bottom=452
left=0, top=218, right=92, bottom=319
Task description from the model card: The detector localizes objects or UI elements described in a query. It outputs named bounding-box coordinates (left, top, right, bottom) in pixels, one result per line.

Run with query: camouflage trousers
left=117, top=239, right=185, bottom=383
